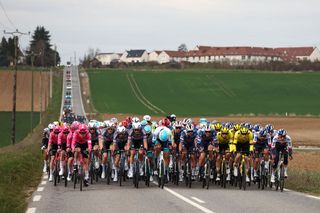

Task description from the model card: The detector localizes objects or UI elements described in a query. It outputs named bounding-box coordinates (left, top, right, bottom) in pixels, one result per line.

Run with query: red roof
left=163, top=50, right=187, bottom=57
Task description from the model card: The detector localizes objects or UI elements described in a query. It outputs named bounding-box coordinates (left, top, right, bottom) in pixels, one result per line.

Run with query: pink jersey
left=48, top=132, right=59, bottom=146
left=67, top=132, right=73, bottom=148
left=58, top=132, right=68, bottom=146
left=72, top=130, right=92, bottom=150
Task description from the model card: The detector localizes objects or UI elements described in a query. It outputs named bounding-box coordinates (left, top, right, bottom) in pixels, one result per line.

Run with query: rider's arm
left=286, top=135, right=293, bottom=156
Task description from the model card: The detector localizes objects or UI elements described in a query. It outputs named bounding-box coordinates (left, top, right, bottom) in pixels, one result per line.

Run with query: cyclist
left=252, top=128, right=271, bottom=178
left=41, top=124, right=54, bottom=173
left=213, top=122, right=222, bottom=133
left=99, top=121, right=115, bottom=179
left=66, top=121, right=79, bottom=181
left=271, top=129, right=293, bottom=182
left=233, top=127, right=254, bottom=182
left=113, top=125, right=129, bottom=182
left=216, top=127, right=233, bottom=181
left=72, top=124, right=92, bottom=187
left=144, top=125, right=155, bottom=181
left=167, top=114, right=176, bottom=123
left=252, top=124, right=261, bottom=134
left=172, top=121, right=183, bottom=181
left=143, top=115, right=152, bottom=126
left=48, top=126, right=61, bottom=181
left=180, top=123, right=198, bottom=180
left=127, top=122, right=148, bottom=178
left=197, top=123, right=216, bottom=180
left=266, top=123, right=277, bottom=141
left=58, top=125, right=70, bottom=176
left=153, top=125, right=173, bottom=181
left=88, top=122, right=100, bottom=169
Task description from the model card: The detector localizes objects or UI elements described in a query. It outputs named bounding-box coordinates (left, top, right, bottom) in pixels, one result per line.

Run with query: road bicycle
left=275, top=150, right=286, bottom=192
left=202, top=150, right=211, bottom=190
left=73, top=150, right=86, bottom=191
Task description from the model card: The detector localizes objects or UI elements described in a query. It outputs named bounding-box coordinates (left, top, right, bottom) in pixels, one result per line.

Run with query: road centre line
left=191, top=196, right=206, bottom=203
left=33, top=195, right=41, bottom=202
left=26, top=207, right=36, bottom=213
left=152, top=182, right=214, bottom=213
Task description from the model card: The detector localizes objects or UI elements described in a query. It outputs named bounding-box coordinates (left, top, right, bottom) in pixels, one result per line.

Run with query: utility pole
left=4, top=29, right=30, bottom=145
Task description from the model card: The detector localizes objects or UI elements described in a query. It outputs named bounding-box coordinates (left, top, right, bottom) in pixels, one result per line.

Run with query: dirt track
left=0, top=71, right=49, bottom=112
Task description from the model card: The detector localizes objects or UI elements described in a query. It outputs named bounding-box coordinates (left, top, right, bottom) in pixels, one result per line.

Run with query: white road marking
left=37, top=187, right=44, bottom=192
left=26, top=208, right=36, bottom=213
left=33, top=195, right=41, bottom=202
left=41, top=180, right=47, bottom=185
left=152, top=182, right=214, bottom=213
left=305, top=195, right=320, bottom=200
left=191, top=196, right=206, bottom=203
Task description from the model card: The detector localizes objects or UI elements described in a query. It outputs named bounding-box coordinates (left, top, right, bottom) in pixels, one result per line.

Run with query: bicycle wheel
left=238, top=166, right=242, bottom=190
left=188, top=159, right=192, bottom=188
left=135, top=160, right=139, bottom=188
left=242, top=163, right=246, bottom=191
left=280, top=164, right=285, bottom=192
left=160, top=160, right=165, bottom=189
left=184, top=162, right=188, bottom=187
left=73, top=168, right=77, bottom=189
left=145, top=157, right=150, bottom=187
left=174, top=156, right=179, bottom=186
left=119, top=157, right=124, bottom=187
left=221, top=160, right=227, bottom=188
left=205, top=160, right=211, bottom=190
left=79, top=166, right=83, bottom=191
left=106, top=163, right=111, bottom=185
left=64, top=165, right=68, bottom=187
left=54, top=160, right=59, bottom=186
left=260, top=162, right=265, bottom=190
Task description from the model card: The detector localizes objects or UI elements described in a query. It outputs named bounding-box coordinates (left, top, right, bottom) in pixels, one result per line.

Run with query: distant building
left=275, top=47, right=320, bottom=63
left=148, top=51, right=162, bottom=62
left=95, top=53, right=120, bottom=65
left=120, top=50, right=148, bottom=63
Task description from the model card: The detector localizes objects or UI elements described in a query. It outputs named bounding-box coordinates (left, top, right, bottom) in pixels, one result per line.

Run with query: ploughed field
left=0, top=112, right=39, bottom=147
left=87, top=69, right=320, bottom=116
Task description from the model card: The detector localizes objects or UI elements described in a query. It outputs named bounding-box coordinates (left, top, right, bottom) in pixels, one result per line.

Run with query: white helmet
left=132, top=122, right=141, bottom=129
left=204, top=123, right=212, bottom=132
left=174, top=121, right=183, bottom=128
left=48, top=123, right=55, bottom=130
left=185, top=124, right=194, bottom=132
left=110, top=117, right=118, bottom=124
left=143, top=115, right=151, bottom=122
left=117, top=126, right=126, bottom=133
left=104, top=120, right=112, bottom=128
left=132, top=117, right=140, bottom=123
left=88, top=122, right=96, bottom=129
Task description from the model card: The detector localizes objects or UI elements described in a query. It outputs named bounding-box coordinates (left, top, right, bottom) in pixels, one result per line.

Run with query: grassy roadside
left=286, top=151, right=320, bottom=195
left=0, top=70, right=62, bottom=213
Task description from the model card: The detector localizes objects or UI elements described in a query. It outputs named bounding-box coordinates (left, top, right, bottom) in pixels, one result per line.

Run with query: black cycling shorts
left=75, top=142, right=89, bottom=158
left=236, top=143, right=250, bottom=155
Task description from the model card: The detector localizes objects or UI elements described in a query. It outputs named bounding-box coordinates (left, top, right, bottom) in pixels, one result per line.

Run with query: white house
left=95, top=53, right=120, bottom=65
left=121, top=50, right=149, bottom=63
left=276, top=47, right=320, bottom=62
left=158, top=51, right=187, bottom=63
left=148, top=51, right=162, bottom=62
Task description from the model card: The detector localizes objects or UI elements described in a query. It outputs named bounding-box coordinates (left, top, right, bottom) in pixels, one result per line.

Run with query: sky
left=0, top=0, right=319, bottom=64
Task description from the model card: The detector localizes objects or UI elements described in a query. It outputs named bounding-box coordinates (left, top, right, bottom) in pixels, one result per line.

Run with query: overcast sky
left=1, top=0, right=319, bottom=64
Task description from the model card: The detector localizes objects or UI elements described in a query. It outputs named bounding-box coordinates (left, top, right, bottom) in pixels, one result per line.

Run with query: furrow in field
left=129, top=73, right=166, bottom=114
left=126, top=73, right=158, bottom=113
left=207, top=74, right=235, bottom=97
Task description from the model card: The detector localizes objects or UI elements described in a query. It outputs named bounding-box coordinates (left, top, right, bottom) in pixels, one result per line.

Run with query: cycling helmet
left=199, top=122, right=207, bottom=129
left=233, top=123, right=241, bottom=131
left=53, top=121, right=60, bottom=127
left=185, top=124, right=194, bottom=132
left=88, top=122, right=96, bottom=129
left=259, top=128, right=268, bottom=137
left=225, top=122, right=234, bottom=129
left=143, top=115, right=151, bottom=122
left=126, top=116, right=132, bottom=124
left=141, top=120, right=148, bottom=126
left=132, top=117, right=140, bottom=123
left=174, top=121, right=183, bottom=128
left=182, top=118, right=188, bottom=126
left=253, top=124, right=261, bottom=132
left=48, top=123, right=55, bottom=131
left=240, top=127, right=249, bottom=135
left=186, top=118, right=192, bottom=125
left=71, top=121, right=80, bottom=131
left=110, top=117, right=118, bottom=124
left=204, top=123, right=212, bottom=132
left=245, top=122, right=253, bottom=130
left=117, top=126, right=126, bottom=134
left=122, top=120, right=128, bottom=127
left=265, top=124, right=274, bottom=133
left=199, top=118, right=207, bottom=124
left=170, top=114, right=176, bottom=122
left=161, top=118, right=171, bottom=127
left=43, top=127, right=49, bottom=133
left=104, top=120, right=113, bottom=128
left=159, top=129, right=169, bottom=142
left=53, top=126, right=61, bottom=134
left=132, top=122, right=141, bottom=129
left=79, top=124, right=88, bottom=134
left=144, top=125, right=152, bottom=134
left=277, top=129, right=287, bottom=137
left=62, top=126, right=70, bottom=134
left=214, top=122, right=222, bottom=131
left=221, top=127, right=229, bottom=134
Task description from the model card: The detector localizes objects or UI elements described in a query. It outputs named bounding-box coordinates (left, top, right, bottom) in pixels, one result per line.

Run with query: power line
left=0, top=0, right=16, bottom=29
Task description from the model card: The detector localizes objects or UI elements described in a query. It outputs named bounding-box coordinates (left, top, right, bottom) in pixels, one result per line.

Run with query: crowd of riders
left=41, top=114, right=293, bottom=188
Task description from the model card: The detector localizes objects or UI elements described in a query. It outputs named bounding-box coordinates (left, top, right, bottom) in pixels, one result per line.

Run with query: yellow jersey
left=233, top=130, right=254, bottom=151
left=216, top=131, right=234, bottom=144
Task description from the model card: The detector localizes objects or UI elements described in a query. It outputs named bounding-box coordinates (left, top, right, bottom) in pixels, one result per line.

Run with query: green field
left=88, top=69, right=320, bottom=116
left=0, top=112, right=39, bottom=147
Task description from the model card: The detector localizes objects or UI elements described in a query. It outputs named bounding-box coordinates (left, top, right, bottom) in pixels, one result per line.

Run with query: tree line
left=0, top=26, right=60, bottom=67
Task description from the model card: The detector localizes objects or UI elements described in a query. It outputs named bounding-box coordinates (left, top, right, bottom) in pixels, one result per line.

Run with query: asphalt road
left=26, top=65, right=320, bottom=213
left=27, top=174, right=320, bottom=213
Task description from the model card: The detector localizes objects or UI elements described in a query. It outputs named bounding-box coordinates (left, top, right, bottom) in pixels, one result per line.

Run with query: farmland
left=0, top=112, right=39, bottom=147
left=87, top=69, right=320, bottom=116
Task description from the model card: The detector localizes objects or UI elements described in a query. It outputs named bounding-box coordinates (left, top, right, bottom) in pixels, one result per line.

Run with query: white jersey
left=152, top=126, right=172, bottom=143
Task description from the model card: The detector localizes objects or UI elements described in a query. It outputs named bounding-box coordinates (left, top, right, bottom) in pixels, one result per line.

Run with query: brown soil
left=290, top=151, right=320, bottom=171
left=0, top=71, right=49, bottom=112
